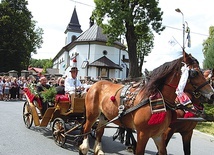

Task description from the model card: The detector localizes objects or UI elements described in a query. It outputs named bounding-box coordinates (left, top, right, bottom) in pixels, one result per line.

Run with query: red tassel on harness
left=110, top=96, right=116, bottom=102
left=148, top=112, right=167, bottom=125
left=184, top=112, right=195, bottom=118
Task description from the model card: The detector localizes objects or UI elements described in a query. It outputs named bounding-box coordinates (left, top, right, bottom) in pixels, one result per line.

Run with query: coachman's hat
left=69, top=67, right=79, bottom=72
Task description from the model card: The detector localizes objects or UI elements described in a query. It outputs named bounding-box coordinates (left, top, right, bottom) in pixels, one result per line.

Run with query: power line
left=69, top=1, right=209, bottom=37
left=70, top=0, right=94, bottom=8
left=164, top=25, right=209, bottom=37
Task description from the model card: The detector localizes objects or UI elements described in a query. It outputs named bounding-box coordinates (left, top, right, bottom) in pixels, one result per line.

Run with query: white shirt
left=0, top=81, right=4, bottom=90
left=4, top=82, right=11, bottom=90
left=64, top=77, right=82, bottom=92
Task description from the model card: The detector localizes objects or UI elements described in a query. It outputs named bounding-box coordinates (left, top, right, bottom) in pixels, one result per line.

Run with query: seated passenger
left=36, top=76, right=50, bottom=115
left=56, top=78, right=65, bottom=95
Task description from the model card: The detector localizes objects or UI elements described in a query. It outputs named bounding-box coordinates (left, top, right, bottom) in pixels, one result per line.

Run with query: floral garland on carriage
left=24, top=83, right=57, bottom=107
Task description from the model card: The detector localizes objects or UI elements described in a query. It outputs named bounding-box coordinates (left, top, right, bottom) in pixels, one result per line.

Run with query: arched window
left=71, top=35, right=76, bottom=42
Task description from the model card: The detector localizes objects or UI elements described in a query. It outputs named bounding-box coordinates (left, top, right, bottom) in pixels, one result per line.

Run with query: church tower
left=64, top=7, right=82, bottom=45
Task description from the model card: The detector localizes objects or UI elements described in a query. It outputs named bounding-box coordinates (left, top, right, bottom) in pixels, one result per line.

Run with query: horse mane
left=144, top=57, right=183, bottom=95
left=187, top=54, right=199, bottom=66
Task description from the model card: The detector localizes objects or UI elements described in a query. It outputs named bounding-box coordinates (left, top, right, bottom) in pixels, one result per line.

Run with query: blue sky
left=27, top=0, right=213, bottom=70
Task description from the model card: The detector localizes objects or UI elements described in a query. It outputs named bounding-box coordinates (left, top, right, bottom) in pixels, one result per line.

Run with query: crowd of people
left=0, top=66, right=124, bottom=103
left=0, top=74, right=66, bottom=101
left=0, top=76, right=28, bottom=101
left=0, top=66, right=94, bottom=101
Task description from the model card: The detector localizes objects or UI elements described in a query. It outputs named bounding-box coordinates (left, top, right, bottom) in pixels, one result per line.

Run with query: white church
left=52, top=7, right=129, bottom=81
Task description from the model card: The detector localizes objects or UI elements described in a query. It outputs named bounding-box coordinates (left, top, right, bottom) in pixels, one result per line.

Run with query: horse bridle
left=207, top=69, right=213, bottom=86
left=188, top=68, right=212, bottom=99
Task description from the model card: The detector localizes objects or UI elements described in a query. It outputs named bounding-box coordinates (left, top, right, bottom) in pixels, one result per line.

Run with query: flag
left=186, top=26, right=191, bottom=48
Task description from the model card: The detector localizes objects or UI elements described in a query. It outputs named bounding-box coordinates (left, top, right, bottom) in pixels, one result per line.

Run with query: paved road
left=0, top=100, right=213, bottom=155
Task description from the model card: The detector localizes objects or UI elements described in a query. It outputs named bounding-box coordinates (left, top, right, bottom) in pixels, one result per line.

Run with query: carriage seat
left=55, top=94, right=70, bottom=113
left=55, top=94, right=85, bottom=114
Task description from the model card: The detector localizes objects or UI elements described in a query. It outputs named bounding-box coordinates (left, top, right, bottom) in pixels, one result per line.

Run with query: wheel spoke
left=23, top=102, right=33, bottom=128
left=52, top=118, right=66, bottom=147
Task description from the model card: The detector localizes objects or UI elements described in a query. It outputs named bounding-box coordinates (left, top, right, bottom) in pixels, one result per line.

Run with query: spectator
left=18, top=76, right=25, bottom=100
left=0, top=77, right=4, bottom=100
left=10, top=78, right=19, bottom=100
left=3, top=78, right=11, bottom=101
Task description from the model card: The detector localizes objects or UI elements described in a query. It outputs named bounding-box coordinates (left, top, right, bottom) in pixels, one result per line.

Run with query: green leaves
left=93, top=0, right=164, bottom=77
left=0, top=0, right=43, bottom=73
left=40, top=86, right=57, bottom=103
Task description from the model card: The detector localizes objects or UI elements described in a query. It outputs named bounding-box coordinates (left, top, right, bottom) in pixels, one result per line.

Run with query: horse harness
left=73, top=82, right=150, bottom=137
left=118, top=82, right=143, bottom=115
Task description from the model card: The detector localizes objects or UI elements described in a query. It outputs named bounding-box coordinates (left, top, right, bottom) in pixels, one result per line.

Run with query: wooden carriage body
left=23, top=87, right=85, bottom=127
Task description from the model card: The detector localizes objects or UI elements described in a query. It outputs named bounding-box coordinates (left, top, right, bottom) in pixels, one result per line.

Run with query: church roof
left=89, top=56, right=122, bottom=69
left=74, top=24, right=126, bottom=49
left=65, top=7, right=82, bottom=33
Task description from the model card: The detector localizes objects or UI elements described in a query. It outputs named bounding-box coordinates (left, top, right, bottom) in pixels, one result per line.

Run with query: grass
left=194, top=103, right=214, bottom=136
left=195, top=122, right=214, bottom=136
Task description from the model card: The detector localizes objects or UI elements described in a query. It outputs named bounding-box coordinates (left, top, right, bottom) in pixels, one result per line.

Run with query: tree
left=93, top=0, right=164, bottom=78
left=29, top=58, right=53, bottom=69
left=202, top=26, right=214, bottom=55
left=203, top=46, right=214, bottom=69
left=202, top=26, right=214, bottom=69
left=0, top=0, right=43, bottom=74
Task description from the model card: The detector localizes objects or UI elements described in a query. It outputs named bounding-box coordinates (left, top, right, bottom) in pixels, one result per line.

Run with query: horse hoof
left=79, top=149, right=84, bottom=155
left=126, top=146, right=133, bottom=153
left=96, top=150, right=104, bottom=155
left=78, top=150, right=85, bottom=155
left=79, top=145, right=88, bottom=155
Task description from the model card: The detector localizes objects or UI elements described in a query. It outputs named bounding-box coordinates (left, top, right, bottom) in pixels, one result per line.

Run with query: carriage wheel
left=23, top=101, right=33, bottom=129
left=52, top=118, right=67, bottom=147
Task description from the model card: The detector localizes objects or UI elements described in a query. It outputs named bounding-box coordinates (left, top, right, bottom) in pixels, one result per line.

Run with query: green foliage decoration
left=40, top=87, right=57, bottom=103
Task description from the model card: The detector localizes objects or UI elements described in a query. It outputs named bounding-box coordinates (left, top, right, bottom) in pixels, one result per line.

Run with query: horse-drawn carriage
left=22, top=52, right=214, bottom=155
left=22, top=86, right=86, bottom=146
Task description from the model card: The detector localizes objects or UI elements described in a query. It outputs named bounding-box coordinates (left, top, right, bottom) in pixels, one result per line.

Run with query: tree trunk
left=126, top=24, right=140, bottom=78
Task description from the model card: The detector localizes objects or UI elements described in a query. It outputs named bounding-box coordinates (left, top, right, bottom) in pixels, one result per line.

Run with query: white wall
left=55, top=42, right=129, bottom=80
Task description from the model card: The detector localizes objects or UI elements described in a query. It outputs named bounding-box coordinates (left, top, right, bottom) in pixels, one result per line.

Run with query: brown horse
left=112, top=69, right=214, bottom=155
left=164, top=93, right=203, bottom=155
left=79, top=52, right=214, bottom=155
left=164, top=69, right=214, bottom=155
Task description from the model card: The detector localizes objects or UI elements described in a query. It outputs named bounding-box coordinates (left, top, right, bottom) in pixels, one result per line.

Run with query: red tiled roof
left=28, top=67, right=43, bottom=73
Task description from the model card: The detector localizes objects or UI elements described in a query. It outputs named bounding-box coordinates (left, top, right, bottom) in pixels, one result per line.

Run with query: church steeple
left=65, top=7, right=82, bottom=33
left=64, top=7, right=82, bottom=45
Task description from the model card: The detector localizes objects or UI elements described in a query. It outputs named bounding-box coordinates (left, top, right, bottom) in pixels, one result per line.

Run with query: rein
left=164, top=83, right=177, bottom=89
left=70, top=98, right=150, bottom=138
left=177, top=104, right=204, bottom=117
left=191, top=80, right=210, bottom=94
